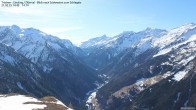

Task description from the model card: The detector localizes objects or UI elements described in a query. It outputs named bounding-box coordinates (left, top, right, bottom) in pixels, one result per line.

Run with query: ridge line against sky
left=0, top=0, right=196, bottom=44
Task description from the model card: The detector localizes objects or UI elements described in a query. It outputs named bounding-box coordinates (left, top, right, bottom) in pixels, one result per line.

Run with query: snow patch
left=86, top=92, right=96, bottom=104
left=172, top=70, right=187, bottom=81
left=136, top=78, right=147, bottom=83
left=153, top=48, right=172, bottom=57
left=178, top=56, right=195, bottom=66
left=0, top=95, right=46, bottom=110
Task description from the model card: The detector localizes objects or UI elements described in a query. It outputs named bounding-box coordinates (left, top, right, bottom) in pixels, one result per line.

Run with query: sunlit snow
left=0, top=95, right=46, bottom=110
left=172, top=70, right=187, bottom=81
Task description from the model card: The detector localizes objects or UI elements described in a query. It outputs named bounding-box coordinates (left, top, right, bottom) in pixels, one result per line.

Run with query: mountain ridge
left=0, top=25, right=102, bottom=109
left=0, top=23, right=195, bottom=110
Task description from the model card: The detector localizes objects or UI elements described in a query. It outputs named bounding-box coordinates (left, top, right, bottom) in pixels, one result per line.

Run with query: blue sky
left=0, top=0, right=196, bottom=44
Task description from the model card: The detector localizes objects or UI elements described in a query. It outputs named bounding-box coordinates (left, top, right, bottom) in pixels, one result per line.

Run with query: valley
left=0, top=23, right=196, bottom=110
left=86, top=74, right=109, bottom=110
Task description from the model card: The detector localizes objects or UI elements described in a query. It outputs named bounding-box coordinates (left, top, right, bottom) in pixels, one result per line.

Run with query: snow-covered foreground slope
left=0, top=94, right=72, bottom=110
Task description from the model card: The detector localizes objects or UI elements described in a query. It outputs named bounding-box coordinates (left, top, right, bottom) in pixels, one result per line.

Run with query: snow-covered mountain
left=102, top=28, right=166, bottom=54
left=0, top=25, right=84, bottom=72
left=0, top=42, right=57, bottom=98
left=153, top=23, right=196, bottom=57
left=0, top=23, right=196, bottom=110
left=0, top=25, right=101, bottom=109
left=80, top=28, right=167, bottom=70
left=0, top=25, right=79, bottom=53
left=83, top=23, right=196, bottom=110
left=80, top=34, right=111, bottom=49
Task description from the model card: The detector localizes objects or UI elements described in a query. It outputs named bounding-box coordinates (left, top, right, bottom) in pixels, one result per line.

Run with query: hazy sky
left=0, top=0, right=196, bottom=44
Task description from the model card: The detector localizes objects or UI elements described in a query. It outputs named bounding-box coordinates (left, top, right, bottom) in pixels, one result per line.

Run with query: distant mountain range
left=0, top=23, right=195, bottom=110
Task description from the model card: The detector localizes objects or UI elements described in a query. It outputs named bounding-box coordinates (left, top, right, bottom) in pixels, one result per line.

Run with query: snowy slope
left=80, top=35, right=111, bottom=49
left=104, top=28, right=165, bottom=52
left=0, top=94, right=46, bottom=110
left=80, top=28, right=166, bottom=69
left=153, top=23, right=196, bottom=57
left=0, top=25, right=83, bottom=72
left=0, top=25, right=81, bottom=61
left=0, top=94, right=73, bottom=110
left=81, top=28, right=166, bottom=56
left=153, top=23, right=196, bottom=48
